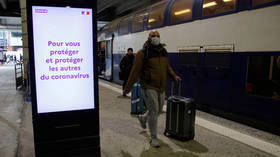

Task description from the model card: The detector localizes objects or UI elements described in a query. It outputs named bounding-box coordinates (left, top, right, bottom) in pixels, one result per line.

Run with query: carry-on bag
left=164, top=82, right=196, bottom=141
left=131, top=82, right=143, bottom=114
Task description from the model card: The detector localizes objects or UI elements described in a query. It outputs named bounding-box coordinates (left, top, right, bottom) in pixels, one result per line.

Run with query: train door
left=165, top=46, right=201, bottom=98
left=98, top=40, right=113, bottom=81
left=104, top=40, right=113, bottom=81
left=177, top=46, right=201, bottom=98
left=198, top=44, right=234, bottom=110
left=97, top=41, right=105, bottom=76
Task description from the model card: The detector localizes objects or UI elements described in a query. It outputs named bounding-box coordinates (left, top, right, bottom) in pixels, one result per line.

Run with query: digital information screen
left=32, top=6, right=94, bottom=113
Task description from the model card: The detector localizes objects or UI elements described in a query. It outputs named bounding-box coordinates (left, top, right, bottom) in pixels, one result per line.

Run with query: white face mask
left=151, top=37, right=160, bottom=46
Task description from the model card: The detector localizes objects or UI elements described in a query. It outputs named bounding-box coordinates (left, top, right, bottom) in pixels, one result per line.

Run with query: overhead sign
left=32, top=6, right=94, bottom=113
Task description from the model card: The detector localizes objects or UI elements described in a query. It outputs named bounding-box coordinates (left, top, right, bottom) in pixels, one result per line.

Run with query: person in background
left=20, top=54, right=23, bottom=63
left=119, top=48, right=135, bottom=96
left=123, top=31, right=181, bottom=148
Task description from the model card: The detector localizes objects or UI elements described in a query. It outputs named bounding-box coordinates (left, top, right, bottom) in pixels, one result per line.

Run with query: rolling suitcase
left=131, top=82, right=143, bottom=114
left=164, top=82, right=196, bottom=141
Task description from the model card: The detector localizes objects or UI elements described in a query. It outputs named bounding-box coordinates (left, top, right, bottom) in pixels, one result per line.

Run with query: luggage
left=131, top=82, right=143, bottom=114
left=164, top=82, right=196, bottom=141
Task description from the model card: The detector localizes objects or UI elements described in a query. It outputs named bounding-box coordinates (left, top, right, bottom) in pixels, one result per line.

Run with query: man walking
left=120, top=48, right=135, bottom=96
left=123, top=31, right=181, bottom=147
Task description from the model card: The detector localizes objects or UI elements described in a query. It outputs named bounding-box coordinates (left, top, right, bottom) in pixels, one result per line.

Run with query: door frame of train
left=98, top=38, right=113, bottom=81
left=104, top=39, right=113, bottom=81
left=98, top=41, right=106, bottom=77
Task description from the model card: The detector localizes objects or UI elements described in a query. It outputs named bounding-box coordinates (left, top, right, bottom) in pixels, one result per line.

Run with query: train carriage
left=97, top=0, right=280, bottom=134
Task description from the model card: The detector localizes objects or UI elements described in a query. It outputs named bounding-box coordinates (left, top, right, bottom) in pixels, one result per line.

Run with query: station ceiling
left=97, top=0, right=162, bottom=21
left=0, top=0, right=162, bottom=27
left=0, top=0, right=20, bottom=17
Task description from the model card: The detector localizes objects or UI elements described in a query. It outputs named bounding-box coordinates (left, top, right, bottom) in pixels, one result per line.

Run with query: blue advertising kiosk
left=27, top=0, right=100, bottom=156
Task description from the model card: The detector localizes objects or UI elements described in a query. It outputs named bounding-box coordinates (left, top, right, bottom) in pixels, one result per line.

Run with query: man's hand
left=123, top=89, right=130, bottom=95
left=175, top=76, right=181, bottom=83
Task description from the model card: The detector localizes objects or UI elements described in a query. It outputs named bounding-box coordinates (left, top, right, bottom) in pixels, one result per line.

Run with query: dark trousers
left=122, top=79, right=127, bottom=90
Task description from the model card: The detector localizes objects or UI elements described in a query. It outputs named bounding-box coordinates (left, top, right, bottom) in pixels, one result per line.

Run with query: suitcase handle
left=136, top=83, right=139, bottom=113
left=171, top=81, right=181, bottom=96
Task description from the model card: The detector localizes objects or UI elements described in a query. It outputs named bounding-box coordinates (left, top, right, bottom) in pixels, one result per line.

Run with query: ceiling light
left=223, top=0, right=232, bottom=2
left=203, top=2, right=217, bottom=8
left=174, top=9, right=191, bottom=15
left=148, top=18, right=155, bottom=23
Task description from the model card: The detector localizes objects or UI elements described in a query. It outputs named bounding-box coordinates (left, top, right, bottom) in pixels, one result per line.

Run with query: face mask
left=151, top=37, right=160, bottom=46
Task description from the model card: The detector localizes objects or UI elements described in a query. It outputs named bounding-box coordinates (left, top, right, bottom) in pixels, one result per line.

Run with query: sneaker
left=138, top=115, right=146, bottom=129
left=150, top=138, right=160, bottom=148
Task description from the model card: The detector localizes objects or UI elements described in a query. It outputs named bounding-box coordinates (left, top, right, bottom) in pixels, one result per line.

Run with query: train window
left=132, top=11, right=146, bottom=32
left=118, top=17, right=129, bottom=35
left=105, top=40, right=112, bottom=59
left=170, top=0, right=193, bottom=24
left=202, top=0, right=236, bottom=17
left=147, top=1, right=167, bottom=29
left=252, top=0, right=278, bottom=6
left=246, top=56, right=280, bottom=99
left=98, top=42, right=105, bottom=76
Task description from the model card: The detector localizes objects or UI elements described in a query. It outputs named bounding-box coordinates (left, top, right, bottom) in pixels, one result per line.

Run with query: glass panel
left=246, top=56, right=280, bottom=99
left=98, top=41, right=105, bottom=75
left=105, top=41, right=111, bottom=58
left=105, top=40, right=112, bottom=78
left=252, top=0, right=278, bottom=6
left=170, top=0, right=193, bottom=24
left=147, top=2, right=167, bottom=29
left=202, top=0, right=236, bottom=16
left=132, top=11, right=146, bottom=32
left=118, top=17, right=129, bottom=35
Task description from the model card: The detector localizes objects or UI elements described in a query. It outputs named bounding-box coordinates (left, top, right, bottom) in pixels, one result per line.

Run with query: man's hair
left=149, top=31, right=160, bottom=38
left=127, top=48, right=133, bottom=52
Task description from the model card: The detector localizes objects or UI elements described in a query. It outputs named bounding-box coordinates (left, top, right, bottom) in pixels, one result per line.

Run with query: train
left=97, top=0, right=280, bottom=134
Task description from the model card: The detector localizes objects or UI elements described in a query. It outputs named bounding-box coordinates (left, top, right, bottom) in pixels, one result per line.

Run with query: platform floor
left=97, top=80, right=280, bottom=157
left=0, top=65, right=24, bottom=157
left=0, top=65, right=280, bottom=157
